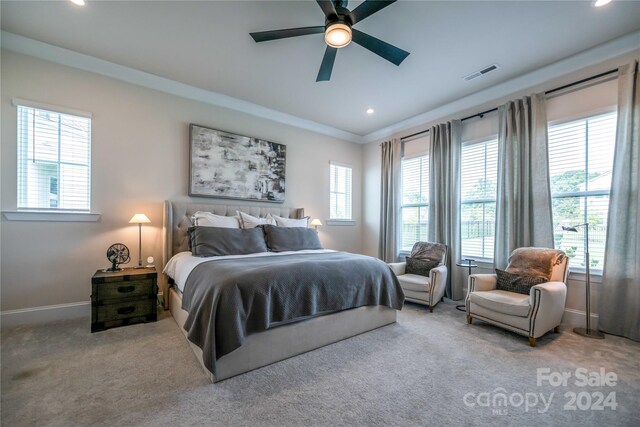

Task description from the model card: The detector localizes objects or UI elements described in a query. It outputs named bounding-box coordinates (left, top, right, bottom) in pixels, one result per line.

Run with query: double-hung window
left=17, top=101, right=92, bottom=211
left=329, top=162, right=352, bottom=220
left=400, top=153, right=429, bottom=252
left=460, top=137, right=498, bottom=260
left=548, top=112, right=616, bottom=271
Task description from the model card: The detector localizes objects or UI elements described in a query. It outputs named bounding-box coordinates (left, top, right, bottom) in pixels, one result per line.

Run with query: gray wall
left=0, top=50, right=364, bottom=312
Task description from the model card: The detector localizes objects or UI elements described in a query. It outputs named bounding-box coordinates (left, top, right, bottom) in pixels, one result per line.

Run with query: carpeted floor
left=1, top=302, right=638, bottom=426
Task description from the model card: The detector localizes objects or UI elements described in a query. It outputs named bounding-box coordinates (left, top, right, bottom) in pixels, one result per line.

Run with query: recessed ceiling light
left=69, top=0, right=86, bottom=6
left=594, top=0, right=612, bottom=7
left=366, top=108, right=375, bottom=114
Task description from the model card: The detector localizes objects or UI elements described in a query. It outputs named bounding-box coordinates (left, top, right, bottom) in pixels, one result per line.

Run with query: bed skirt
left=169, top=288, right=397, bottom=382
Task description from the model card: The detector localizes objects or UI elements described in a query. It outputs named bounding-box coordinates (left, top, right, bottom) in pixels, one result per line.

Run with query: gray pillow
left=495, top=269, right=547, bottom=295
left=262, top=224, right=323, bottom=252
left=188, top=226, right=268, bottom=257
left=405, top=257, right=439, bottom=277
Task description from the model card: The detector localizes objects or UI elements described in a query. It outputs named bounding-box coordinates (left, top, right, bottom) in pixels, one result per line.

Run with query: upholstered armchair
left=388, top=243, right=448, bottom=312
left=465, top=248, right=569, bottom=347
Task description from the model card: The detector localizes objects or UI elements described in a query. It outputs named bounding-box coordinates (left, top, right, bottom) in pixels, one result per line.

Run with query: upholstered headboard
left=162, top=200, right=305, bottom=267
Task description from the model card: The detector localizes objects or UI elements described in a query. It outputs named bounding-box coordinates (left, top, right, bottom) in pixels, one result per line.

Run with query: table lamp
left=129, top=213, right=151, bottom=267
left=310, top=219, right=323, bottom=230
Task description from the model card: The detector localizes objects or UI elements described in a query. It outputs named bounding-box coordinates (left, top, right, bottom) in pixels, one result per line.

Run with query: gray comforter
left=180, top=251, right=404, bottom=375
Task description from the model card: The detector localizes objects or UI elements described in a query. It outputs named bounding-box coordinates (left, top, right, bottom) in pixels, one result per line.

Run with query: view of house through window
left=400, top=154, right=429, bottom=251
left=17, top=104, right=91, bottom=211
left=460, top=137, right=498, bottom=260
left=548, top=111, right=616, bottom=271
left=329, top=162, right=352, bottom=220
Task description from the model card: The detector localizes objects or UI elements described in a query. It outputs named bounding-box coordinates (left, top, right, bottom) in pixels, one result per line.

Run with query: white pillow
left=192, top=211, right=240, bottom=228
left=272, top=215, right=310, bottom=228
left=237, top=211, right=276, bottom=229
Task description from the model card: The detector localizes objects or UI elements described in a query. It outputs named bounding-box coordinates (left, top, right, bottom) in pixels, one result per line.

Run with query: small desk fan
left=106, top=243, right=130, bottom=272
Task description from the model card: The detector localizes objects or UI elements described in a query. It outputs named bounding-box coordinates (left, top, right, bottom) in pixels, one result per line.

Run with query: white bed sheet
left=163, top=249, right=337, bottom=292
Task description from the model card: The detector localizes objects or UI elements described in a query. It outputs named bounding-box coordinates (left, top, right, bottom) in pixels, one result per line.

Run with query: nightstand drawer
left=95, top=298, right=155, bottom=323
left=97, top=279, right=154, bottom=301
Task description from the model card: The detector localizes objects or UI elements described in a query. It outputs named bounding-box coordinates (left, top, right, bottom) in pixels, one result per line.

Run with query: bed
left=162, top=200, right=403, bottom=382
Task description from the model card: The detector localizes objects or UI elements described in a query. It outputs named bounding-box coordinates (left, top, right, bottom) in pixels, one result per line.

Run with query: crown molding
left=0, top=31, right=364, bottom=144
left=3, top=30, right=638, bottom=146
left=362, top=30, right=640, bottom=144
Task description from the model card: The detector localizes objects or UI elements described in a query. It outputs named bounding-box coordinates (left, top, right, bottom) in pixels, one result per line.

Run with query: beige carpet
left=2, top=302, right=638, bottom=426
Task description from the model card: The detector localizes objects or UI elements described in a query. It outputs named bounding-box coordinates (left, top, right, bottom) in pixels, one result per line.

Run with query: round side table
left=455, top=259, right=478, bottom=312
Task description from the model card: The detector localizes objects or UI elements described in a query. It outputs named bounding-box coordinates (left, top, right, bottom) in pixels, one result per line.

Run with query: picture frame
left=189, top=124, right=286, bottom=203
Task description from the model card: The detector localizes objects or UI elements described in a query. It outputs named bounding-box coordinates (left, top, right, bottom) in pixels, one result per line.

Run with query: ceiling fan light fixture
left=325, top=23, right=352, bottom=48
left=594, top=0, right=612, bottom=7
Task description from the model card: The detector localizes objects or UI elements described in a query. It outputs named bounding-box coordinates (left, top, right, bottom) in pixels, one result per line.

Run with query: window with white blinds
left=17, top=103, right=92, bottom=211
left=460, top=137, right=498, bottom=260
left=400, top=155, right=429, bottom=251
left=549, top=112, right=616, bottom=271
left=329, top=162, right=352, bottom=220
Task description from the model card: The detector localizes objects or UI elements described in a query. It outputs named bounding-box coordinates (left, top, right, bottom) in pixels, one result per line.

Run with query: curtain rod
left=400, top=68, right=619, bottom=141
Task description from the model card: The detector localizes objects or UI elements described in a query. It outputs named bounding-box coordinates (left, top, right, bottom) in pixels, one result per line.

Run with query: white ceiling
left=2, top=0, right=640, bottom=137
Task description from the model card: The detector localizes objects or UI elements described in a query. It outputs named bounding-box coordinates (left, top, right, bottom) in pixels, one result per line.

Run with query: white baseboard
left=1, top=301, right=91, bottom=328
left=1, top=291, right=165, bottom=328
left=562, top=308, right=599, bottom=328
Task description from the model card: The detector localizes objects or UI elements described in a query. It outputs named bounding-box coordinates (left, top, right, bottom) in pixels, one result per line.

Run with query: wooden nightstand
left=91, top=267, right=158, bottom=332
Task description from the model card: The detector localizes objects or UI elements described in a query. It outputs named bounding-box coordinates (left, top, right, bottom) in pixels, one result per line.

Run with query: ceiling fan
left=250, top=0, right=410, bottom=82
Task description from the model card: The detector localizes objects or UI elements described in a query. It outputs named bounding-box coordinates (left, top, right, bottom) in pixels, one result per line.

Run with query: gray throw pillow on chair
left=405, top=257, right=440, bottom=277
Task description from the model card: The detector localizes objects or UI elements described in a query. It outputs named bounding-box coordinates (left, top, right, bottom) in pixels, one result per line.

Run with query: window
left=400, top=154, right=429, bottom=251
left=329, top=162, right=352, bottom=220
left=460, top=137, right=498, bottom=260
left=548, top=112, right=616, bottom=271
left=17, top=103, right=91, bottom=211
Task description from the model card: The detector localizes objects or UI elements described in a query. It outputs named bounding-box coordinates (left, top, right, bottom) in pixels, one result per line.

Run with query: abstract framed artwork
left=189, top=124, right=286, bottom=203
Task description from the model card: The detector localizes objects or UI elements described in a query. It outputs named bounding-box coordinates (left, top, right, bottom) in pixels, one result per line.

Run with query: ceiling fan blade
left=316, top=46, right=338, bottom=82
left=351, top=29, right=409, bottom=66
left=316, top=0, right=337, bottom=18
left=349, top=0, right=397, bottom=25
left=250, top=26, right=325, bottom=43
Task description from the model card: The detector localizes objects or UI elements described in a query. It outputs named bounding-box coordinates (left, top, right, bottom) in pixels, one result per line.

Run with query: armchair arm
left=429, top=265, right=448, bottom=303
left=388, top=262, right=406, bottom=276
left=529, top=281, right=567, bottom=338
left=468, top=274, right=497, bottom=293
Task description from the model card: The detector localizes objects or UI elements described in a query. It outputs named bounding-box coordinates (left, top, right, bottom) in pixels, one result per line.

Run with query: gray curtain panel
left=494, top=94, right=554, bottom=269
left=599, top=61, right=640, bottom=341
left=428, top=121, right=464, bottom=300
left=379, top=139, right=401, bottom=262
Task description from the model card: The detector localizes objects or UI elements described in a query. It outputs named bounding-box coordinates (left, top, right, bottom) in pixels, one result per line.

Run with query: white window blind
left=329, top=162, right=352, bottom=220
left=17, top=104, right=91, bottom=211
left=400, top=155, right=429, bottom=251
left=460, top=137, right=498, bottom=260
left=549, top=112, right=616, bottom=271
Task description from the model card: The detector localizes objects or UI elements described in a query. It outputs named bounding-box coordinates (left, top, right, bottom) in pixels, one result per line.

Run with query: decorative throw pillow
left=237, top=211, right=276, bottom=229
left=191, top=211, right=240, bottom=228
left=495, top=269, right=547, bottom=295
left=262, top=224, right=323, bottom=252
left=272, top=215, right=310, bottom=228
left=188, top=226, right=268, bottom=257
left=405, top=257, right=440, bottom=277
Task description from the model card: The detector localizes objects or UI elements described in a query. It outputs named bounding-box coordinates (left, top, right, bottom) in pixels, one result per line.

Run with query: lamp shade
left=129, top=213, right=151, bottom=224
left=310, top=219, right=323, bottom=227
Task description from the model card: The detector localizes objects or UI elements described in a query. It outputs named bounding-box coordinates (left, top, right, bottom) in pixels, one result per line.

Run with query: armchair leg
left=554, top=325, right=560, bottom=333
left=466, top=315, right=472, bottom=324
left=429, top=306, right=433, bottom=313
left=528, top=337, right=537, bottom=347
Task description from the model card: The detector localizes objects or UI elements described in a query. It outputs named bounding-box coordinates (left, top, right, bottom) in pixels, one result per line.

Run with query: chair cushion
left=469, top=290, right=531, bottom=317
left=398, top=274, right=431, bottom=293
